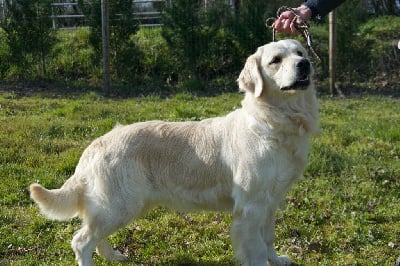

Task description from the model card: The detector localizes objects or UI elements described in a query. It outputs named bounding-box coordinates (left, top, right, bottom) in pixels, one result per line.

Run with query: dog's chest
left=282, top=134, right=309, bottom=165
left=263, top=134, right=310, bottom=188
left=249, top=126, right=311, bottom=181
left=247, top=116, right=310, bottom=161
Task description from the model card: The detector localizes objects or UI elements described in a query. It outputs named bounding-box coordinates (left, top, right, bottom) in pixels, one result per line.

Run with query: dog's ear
left=237, top=54, right=264, bottom=97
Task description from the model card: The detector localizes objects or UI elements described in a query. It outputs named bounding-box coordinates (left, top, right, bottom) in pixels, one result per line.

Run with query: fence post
left=51, top=5, right=56, bottom=29
left=101, top=0, right=110, bottom=94
left=329, top=10, right=337, bottom=96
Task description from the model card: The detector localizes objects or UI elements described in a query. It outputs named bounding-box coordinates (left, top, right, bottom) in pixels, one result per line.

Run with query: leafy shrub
left=335, top=0, right=370, bottom=82
left=224, top=0, right=274, bottom=55
left=78, top=0, right=143, bottom=81
left=49, top=28, right=97, bottom=80
left=0, top=29, right=11, bottom=79
left=356, top=15, right=400, bottom=81
left=132, top=27, right=176, bottom=83
left=0, top=0, right=56, bottom=78
left=161, top=0, right=292, bottom=91
left=161, top=0, right=227, bottom=81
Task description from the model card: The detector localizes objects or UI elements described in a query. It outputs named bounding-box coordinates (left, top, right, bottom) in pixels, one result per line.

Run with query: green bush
left=161, top=0, right=280, bottom=91
left=0, top=29, right=11, bottom=79
left=0, top=0, right=56, bottom=78
left=225, top=0, right=274, bottom=55
left=356, top=16, right=400, bottom=81
left=78, top=0, right=143, bottom=81
left=335, top=0, right=370, bottom=82
left=161, top=0, right=227, bottom=81
left=132, top=27, right=176, bottom=84
left=49, top=28, right=97, bottom=80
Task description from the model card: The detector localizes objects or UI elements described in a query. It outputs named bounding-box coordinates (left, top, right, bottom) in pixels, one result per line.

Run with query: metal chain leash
left=266, top=6, right=321, bottom=62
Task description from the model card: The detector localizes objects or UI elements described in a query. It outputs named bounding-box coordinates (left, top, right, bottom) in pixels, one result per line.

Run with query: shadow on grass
left=139, top=255, right=311, bottom=266
left=162, top=260, right=232, bottom=266
left=131, top=256, right=234, bottom=266
left=0, top=79, right=233, bottom=99
left=2, top=79, right=400, bottom=100
left=160, top=258, right=308, bottom=266
left=0, top=80, right=175, bottom=99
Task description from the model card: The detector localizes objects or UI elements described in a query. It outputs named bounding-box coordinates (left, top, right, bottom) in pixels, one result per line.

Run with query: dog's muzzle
left=281, top=59, right=311, bottom=91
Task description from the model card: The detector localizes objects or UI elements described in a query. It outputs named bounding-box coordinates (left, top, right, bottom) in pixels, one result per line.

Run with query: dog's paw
left=110, top=250, right=129, bottom=262
left=268, top=255, right=292, bottom=266
left=97, top=244, right=129, bottom=262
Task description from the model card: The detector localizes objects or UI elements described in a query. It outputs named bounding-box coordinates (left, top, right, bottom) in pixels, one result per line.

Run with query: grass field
left=0, top=89, right=399, bottom=265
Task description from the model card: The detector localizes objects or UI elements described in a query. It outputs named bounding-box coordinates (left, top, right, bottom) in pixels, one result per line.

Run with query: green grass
left=0, top=90, right=399, bottom=265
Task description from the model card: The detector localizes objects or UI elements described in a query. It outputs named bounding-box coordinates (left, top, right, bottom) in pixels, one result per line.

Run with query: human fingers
left=282, top=18, right=291, bottom=33
left=289, top=20, right=299, bottom=34
left=279, top=10, right=296, bottom=20
left=273, top=18, right=295, bottom=34
left=274, top=10, right=301, bottom=34
left=272, top=18, right=284, bottom=32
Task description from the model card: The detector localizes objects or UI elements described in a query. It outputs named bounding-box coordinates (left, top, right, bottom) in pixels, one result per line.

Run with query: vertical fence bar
left=329, top=10, right=337, bottom=96
left=51, top=5, right=56, bottom=29
left=101, top=0, right=110, bottom=94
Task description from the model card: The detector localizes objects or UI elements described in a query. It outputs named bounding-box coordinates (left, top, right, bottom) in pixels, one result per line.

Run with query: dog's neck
left=241, top=90, right=319, bottom=135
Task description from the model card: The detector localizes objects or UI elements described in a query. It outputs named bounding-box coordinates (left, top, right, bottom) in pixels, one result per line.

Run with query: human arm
left=303, top=0, right=346, bottom=19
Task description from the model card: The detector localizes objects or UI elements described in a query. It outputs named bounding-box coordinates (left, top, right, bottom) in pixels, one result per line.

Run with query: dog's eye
left=270, top=56, right=281, bottom=65
left=297, top=51, right=303, bottom=57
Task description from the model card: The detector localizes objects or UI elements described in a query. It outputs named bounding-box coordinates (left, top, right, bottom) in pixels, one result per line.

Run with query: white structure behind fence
left=0, top=0, right=169, bottom=29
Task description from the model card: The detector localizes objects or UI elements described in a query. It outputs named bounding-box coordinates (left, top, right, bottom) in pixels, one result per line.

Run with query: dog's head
left=238, top=39, right=314, bottom=98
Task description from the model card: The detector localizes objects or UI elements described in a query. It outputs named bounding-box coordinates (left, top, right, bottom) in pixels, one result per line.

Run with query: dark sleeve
left=304, top=0, right=347, bottom=19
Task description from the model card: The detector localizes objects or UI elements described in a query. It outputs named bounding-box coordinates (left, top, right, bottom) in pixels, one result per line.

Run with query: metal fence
left=0, top=0, right=169, bottom=29
left=50, top=0, right=169, bottom=28
left=51, top=2, right=85, bottom=29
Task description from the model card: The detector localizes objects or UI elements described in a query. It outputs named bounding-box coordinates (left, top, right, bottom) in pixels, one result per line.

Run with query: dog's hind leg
left=72, top=196, right=146, bottom=266
left=71, top=225, right=98, bottom=266
left=72, top=217, right=132, bottom=266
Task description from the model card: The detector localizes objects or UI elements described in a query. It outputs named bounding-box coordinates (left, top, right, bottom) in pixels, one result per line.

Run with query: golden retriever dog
left=30, top=39, right=318, bottom=266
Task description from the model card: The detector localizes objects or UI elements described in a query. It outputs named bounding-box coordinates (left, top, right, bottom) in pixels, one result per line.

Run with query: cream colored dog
left=30, top=39, right=318, bottom=266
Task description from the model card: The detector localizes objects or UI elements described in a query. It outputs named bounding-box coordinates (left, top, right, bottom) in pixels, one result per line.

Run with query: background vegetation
left=0, top=0, right=399, bottom=94
left=0, top=91, right=399, bottom=265
left=1, top=0, right=55, bottom=77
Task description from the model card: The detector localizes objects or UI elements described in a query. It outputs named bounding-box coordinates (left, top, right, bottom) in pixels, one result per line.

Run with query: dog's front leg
left=262, top=208, right=291, bottom=266
left=231, top=201, right=269, bottom=266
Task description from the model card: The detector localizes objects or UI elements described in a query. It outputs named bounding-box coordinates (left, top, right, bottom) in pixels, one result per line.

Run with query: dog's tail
left=30, top=177, right=83, bottom=221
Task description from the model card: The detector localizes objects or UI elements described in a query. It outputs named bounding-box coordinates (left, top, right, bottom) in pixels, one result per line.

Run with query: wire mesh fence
left=0, top=0, right=398, bottom=92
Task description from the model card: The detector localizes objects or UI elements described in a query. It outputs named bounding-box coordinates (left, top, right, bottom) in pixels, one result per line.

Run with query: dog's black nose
left=296, top=59, right=311, bottom=75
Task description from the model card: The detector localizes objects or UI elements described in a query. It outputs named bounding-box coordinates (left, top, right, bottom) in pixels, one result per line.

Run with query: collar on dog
left=266, top=6, right=322, bottom=63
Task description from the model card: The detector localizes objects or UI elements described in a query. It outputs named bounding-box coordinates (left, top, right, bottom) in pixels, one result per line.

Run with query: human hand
left=273, top=5, right=312, bottom=34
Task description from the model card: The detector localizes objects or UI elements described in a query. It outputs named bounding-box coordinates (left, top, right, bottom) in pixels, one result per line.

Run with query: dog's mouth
left=280, top=74, right=310, bottom=91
